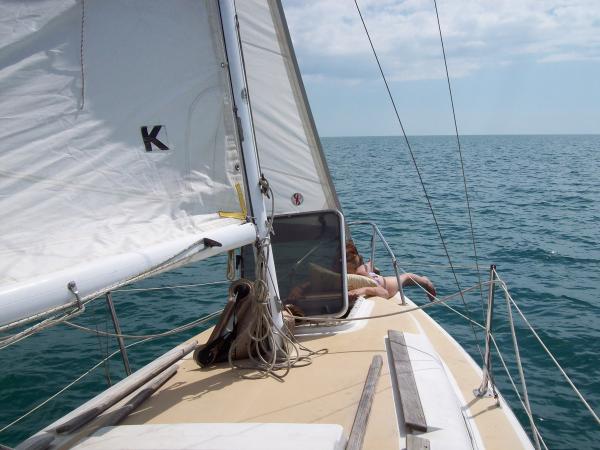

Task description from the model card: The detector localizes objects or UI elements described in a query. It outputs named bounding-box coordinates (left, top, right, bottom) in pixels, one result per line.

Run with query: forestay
left=235, top=0, right=340, bottom=215
left=0, top=1, right=252, bottom=327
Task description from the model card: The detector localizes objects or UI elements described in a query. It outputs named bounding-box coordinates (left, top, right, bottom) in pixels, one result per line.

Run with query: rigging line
left=104, top=307, right=112, bottom=385
left=114, top=280, right=230, bottom=292
left=0, top=309, right=223, bottom=433
left=79, top=0, right=85, bottom=110
left=261, top=187, right=280, bottom=301
left=63, top=309, right=223, bottom=340
left=232, top=0, right=265, bottom=176
left=353, top=0, right=484, bottom=361
left=391, top=262, right=483, bottom=270
left=95, top=322, right=111, bottom=388
left=490, top=334, right=550, bottom=450
left=0, top=307, right=85, bottom=351
left=432, top=0, right=486, bottom=321
left=504, top=286, right=541, bottom=450
left=0, top=335, right=157, bottom=435
left=441, top=302, right=486, bottom=330
left=292, top=279, right=494, bottom=323
left=494, top=272, right=600, bottom=425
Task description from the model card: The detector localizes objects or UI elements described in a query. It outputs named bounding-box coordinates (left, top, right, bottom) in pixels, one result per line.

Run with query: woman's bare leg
left=384, top=273, right=436, bottom=301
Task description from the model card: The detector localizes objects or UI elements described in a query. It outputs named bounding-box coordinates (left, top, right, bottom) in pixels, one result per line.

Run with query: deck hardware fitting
left=227, top=250, right=237, bottom=281
left=474, top=265, right=497, bottom=398
left=67, top=281, right=83, bottom=310
left=348, top=221, right=405, bottom=305
left=105, top=292, right=132, bottom=376
left=202, top=238, right=222, bottom=248
left=406, top=434, right=431, bottom=450
left=392, top=258, right=406, bottom=305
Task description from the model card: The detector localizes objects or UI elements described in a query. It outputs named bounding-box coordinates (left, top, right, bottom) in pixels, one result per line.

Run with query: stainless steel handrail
left=347, top=221, right=405, bottom=305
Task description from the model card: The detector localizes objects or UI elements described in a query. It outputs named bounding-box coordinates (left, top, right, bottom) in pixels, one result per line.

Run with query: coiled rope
left=227, top=278, right=326, bottom=381
left=226, top=219, right=326, bottom=380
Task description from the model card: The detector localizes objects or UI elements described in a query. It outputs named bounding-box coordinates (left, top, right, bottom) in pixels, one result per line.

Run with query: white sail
left=236, top=0, right=340, bottom=215
left=0, top=1, right=253, bottom=327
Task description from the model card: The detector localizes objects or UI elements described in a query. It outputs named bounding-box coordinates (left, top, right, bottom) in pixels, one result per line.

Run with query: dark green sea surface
left=1, top=135, right=599, bottom=448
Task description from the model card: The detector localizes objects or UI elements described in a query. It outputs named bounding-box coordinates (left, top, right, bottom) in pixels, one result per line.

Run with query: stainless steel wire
left=494, top=270, right=600, bottom=425
left=489, top=334, right=549, bottom=450
left=432, top=0, right=486, bottom=321
left=0, top=305, right=227, bottom=435
left=353, top=0, right=484, bottom=362
left=503, top=284, right=542, bottom=450
left=63, top=310, right=223, bottom=340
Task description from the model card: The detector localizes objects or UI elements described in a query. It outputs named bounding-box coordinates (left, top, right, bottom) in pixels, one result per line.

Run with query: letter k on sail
left=141, top=125, right=169, bottom=152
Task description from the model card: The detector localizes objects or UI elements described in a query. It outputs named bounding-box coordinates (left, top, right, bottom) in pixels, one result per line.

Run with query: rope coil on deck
left=226, top=239, right=326, bottom=381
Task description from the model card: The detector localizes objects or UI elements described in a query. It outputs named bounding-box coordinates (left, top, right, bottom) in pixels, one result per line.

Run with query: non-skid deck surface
left=116, top=297, right=528, bottom=450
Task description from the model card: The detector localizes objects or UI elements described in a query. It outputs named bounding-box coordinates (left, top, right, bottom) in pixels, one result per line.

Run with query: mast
left=219, top=0, right=284, bottom=329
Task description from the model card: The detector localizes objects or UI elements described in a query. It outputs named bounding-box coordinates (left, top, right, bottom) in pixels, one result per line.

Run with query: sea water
left=1, top=135, right=598, bottom=448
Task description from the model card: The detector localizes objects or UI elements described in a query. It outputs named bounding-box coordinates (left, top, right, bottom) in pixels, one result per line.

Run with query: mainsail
left=0, top=1, right=254, bottom=328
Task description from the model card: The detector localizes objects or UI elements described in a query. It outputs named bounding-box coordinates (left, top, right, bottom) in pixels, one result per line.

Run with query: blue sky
left=282, top=0, right=600, bottom=136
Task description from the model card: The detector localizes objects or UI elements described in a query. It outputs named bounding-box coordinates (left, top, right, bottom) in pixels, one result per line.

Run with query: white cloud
left=282, top=0, right=600, bottom=81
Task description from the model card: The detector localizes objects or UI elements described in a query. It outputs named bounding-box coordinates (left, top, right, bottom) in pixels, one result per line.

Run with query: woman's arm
left=348, top=285, right=390, bottom=300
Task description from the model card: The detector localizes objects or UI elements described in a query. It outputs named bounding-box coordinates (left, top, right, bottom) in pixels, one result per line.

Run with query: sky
left=282, top=0, right=600, bottom=136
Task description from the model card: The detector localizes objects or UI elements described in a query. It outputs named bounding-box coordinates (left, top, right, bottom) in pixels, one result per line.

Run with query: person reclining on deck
left=345, top=241, right=436, bottom=302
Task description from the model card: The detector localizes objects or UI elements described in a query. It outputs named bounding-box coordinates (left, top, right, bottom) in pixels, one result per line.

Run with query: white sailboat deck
left=63, top=296, right=530, bottom=450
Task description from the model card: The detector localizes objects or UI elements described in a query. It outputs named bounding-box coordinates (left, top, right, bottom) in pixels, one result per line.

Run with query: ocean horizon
left=322, top=133, right=600, bottom=138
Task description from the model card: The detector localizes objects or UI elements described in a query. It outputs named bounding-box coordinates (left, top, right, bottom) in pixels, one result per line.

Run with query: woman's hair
left=346, top=240, right=363, bottom=265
